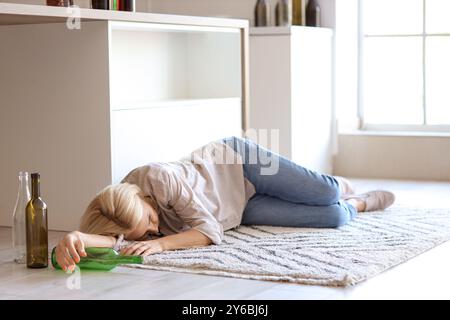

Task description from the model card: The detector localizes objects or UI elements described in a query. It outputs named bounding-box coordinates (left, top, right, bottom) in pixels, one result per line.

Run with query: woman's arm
left=120, top=229, right=212, bottom=256
left=77, top=231, right=116, bottom=248
left=161, top=228, right=213, bottom=250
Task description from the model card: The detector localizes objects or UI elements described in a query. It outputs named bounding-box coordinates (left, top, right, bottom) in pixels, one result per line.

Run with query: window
left=360, top=0, right=450, bottom=130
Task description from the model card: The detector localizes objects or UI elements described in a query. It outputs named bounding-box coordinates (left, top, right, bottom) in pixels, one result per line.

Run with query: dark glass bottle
left=306, top=0, right=321, bottom=27
left=292, top=0, right=306, bottom=26
left=91, top=0, right=109, bottom=10
left=26, top=173, right=48, bottom=269
left=51, top=247, right=143, bottom=271
left=276, top=0, right=292, bottom=26
left=120, top=0, right=135, bottom=12
left=255, top=0, right=271, bottom=27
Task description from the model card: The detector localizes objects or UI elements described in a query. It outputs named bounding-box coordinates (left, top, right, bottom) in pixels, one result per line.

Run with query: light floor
left=1, top=178, right=450, bottom=300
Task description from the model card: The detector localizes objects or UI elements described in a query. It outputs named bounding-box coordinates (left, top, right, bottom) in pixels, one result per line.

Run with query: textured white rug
left=124, top=205, right=450, bottom=286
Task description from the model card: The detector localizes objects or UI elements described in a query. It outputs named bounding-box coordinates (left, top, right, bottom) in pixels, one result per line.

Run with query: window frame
left=357, top=0, right=450, bottom=133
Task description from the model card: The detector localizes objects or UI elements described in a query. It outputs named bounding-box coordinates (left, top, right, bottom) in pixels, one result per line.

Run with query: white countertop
left=0, top=2, right=248, bottom=28
left=250, top=25, right=333, bottom=36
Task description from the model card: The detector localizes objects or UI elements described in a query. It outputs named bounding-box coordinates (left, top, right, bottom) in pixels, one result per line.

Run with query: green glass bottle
left=26, top=173, right=48, bottom=268
left=51, top=247, right=143, bottom=271
left=292, top=0, right=306, bottom=26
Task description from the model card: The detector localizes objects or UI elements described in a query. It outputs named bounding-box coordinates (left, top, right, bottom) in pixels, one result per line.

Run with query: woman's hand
left=120, top=229, right=212, bottom=256
left=54, top=231, right=87, bottom=272
left=120, top=239, right=164, bottom=256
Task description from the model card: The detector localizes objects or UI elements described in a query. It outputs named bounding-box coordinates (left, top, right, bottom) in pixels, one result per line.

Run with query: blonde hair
left=79, top=183, right=145, bottom=236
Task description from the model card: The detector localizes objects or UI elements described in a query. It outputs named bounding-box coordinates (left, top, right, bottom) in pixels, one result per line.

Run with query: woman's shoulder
left=121, top=162, right=178, bottom=185
left=180, top=140, right=239, bottom=165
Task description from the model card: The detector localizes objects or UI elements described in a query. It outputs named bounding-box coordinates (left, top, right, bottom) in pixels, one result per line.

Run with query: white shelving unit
left=250, top=26, right=334, bottom=174
left=0, top=3, right=248, bottom=230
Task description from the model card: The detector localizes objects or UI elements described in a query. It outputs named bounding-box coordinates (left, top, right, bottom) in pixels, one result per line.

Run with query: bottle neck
left=18, top=172, right=30, bottom=199
left=31, top=175, right=40, bottom=199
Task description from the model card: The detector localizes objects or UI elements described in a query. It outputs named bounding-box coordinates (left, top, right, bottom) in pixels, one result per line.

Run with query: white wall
left=334, top=134, right=450, bottom=181
left=334, top=0, right=358, bottom=130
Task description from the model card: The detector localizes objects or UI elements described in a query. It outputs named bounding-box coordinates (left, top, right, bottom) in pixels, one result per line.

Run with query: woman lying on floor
left=55, top=136, right=395, bottom=271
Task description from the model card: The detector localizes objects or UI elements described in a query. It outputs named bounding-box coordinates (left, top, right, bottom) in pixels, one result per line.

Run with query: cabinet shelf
left=111, top=97, right=241, bottom=111
left=250, top=26, right=333, bottom=36
left=109, top=21, right=242, bottom=109
left=0, top=3, right=248, bottom=28
left=110, top=21, right=241, bottom=34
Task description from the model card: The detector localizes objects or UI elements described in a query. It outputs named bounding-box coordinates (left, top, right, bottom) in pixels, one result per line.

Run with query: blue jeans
left=222, top=136, right=356, bottom=228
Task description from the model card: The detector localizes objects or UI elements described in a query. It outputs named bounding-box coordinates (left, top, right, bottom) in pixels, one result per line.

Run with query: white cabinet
left=250, top=26, right=334, bottom=174
left=111, top=98, right=242, bottom=183
left=0, top=4, right=248, bottom=230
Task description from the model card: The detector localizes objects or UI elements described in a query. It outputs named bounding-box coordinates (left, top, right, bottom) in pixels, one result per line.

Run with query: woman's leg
left=242, top=194, right=357, bottom=228
left=222, top=136, right=340, bottom=206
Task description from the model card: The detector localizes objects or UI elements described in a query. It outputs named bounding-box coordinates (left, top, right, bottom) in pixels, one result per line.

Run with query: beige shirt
left=120, top=141, right=256, bottom=245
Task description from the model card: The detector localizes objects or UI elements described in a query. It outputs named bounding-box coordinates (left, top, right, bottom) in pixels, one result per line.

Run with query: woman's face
left=125, top=197, right=159, bottom=241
